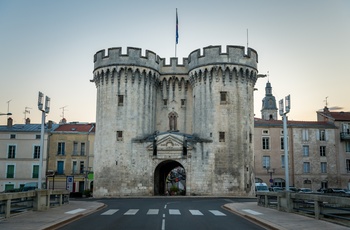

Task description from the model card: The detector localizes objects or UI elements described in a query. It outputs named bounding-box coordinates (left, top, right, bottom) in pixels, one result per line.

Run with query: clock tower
left=261, top=81, right=278, bottom=120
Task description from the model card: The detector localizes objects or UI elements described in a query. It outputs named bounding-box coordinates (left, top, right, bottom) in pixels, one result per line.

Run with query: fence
left=257, top=191, right=350, bottom=227
left=0, top=189, right=70, bottom=219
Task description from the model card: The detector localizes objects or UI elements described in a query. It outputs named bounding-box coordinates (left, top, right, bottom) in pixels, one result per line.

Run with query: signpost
left=66, top=176, right=74, bottom=192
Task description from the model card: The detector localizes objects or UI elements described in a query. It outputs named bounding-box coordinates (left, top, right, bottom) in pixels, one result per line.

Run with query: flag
left=176, top=9, right=179, bottom=44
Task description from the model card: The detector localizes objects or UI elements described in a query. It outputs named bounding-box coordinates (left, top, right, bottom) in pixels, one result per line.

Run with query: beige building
left=255, top=82, right=339, bottom=191
left=47, top=122, right=95, bottom=193
left=254, top=118, right=337, bottom=190
left=0, top=118, right=57, bottom=192
left=317, top=107, right=350, bottom=189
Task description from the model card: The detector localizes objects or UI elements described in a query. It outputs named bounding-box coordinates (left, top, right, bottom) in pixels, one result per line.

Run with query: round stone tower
left=92, top=45, right=259, bottom=197
left=92, top=48, right=160, bottom=196
left=188, top=46, right=258, bottom=195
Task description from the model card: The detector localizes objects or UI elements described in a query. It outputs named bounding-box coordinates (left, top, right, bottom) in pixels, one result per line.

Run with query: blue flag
left=176, top=9, right=179, bottom=44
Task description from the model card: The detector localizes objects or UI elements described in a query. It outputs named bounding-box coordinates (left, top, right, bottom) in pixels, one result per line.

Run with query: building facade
left=0, top=118, right=57, bottom=192
left=254, top=118, right=338, bottom=190
left=91, top=45, right=261, bottom=197
left=317, top=108, right=350, bottom=189
left=46, top=122, right=95, bottom=193
left=255, top=82, right=339, bottom=191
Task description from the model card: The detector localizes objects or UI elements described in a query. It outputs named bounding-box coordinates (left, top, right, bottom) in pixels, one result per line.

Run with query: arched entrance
left=154, top=160, right=186, bottom=195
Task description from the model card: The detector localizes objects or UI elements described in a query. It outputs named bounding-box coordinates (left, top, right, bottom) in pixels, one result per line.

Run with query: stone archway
left=154, top=160, right=185, bottom=195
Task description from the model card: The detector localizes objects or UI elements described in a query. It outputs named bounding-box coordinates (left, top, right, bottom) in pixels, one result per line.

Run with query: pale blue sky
left=1, top=0, right=349, bottom=124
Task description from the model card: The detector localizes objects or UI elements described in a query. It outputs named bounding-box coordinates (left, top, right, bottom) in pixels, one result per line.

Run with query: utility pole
left=37, top=92, right=50, bottom=189
left=279, top=95, right=291, bottom=191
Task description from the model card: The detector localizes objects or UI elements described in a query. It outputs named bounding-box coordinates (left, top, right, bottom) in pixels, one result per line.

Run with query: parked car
left=299, top=188, right=313, bottom=193
left=324, top=188, right=346, bottom=194
left=271, top=187, right=284, bottom=192
left=255, top=182, right=269, bottom=192
left=277, top=187, right=297, bottom=192
left=316, top=188, right=327, bottom=193
left=21, top=182, right=38, bottom=191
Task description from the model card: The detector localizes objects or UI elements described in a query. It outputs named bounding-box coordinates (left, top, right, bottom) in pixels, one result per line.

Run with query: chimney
left=7, top=117, right=13, bottom=128
left=323, top=106, right=330, bottom=114
left=25, top=118, right=31, bottom=124
left=48, top=120, right=53, bottom=129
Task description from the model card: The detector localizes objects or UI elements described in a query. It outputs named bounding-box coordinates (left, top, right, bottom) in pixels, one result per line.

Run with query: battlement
left=188, top=45, right=258, bottom=71
left=94, top=47, right=190, bottom=73
left=94, top=47, right=162, bottom=71
left=93, top=45, right=258, bottom=74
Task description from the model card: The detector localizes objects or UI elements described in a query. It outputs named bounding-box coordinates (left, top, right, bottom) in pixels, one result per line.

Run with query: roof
left=254, top=118, right=337, bottom=129
left=135, top=131, right=212, bottom=143
left=328, top=111, right=350, bottom=121
left=0, top=123, right=59, bottom=132
left=317, top=107, right=350, bottom=122
left=53, top=123, right=95, bottom=133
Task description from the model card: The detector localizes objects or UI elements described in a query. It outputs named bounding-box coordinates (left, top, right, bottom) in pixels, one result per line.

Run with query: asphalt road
left=58, top=197, right=265, bottom=230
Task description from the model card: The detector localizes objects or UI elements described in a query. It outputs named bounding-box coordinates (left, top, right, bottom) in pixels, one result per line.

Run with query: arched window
left=168, top=112, right=178, bottom=131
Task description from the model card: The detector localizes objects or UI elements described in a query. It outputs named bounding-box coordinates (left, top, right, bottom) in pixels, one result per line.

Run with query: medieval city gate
left=92, top=45, right=258, bottom=197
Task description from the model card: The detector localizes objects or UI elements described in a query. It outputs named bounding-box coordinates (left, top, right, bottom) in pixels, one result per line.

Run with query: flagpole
left=175, top=44, right=177, bottom=58
left=175, top=8, right=178, bottom=57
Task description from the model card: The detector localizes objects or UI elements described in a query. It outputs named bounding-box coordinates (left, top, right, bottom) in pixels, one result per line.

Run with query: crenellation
left=188, top=45, right=258, bottom=71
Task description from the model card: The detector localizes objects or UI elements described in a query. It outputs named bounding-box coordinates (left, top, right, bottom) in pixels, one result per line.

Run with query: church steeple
left=261, top=81, right=278, bottom=120
left=265, top=81, right=272, bottom=95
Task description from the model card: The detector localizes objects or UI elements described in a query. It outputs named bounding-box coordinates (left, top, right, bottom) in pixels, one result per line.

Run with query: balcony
left=340, top=132, right=350, bottom=141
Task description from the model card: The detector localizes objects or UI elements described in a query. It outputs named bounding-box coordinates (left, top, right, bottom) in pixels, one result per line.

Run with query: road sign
left=66, top=176, right=74, bottom=192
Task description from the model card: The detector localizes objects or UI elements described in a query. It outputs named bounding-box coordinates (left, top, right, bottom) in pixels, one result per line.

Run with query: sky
left=0, top=0, right=349, bottom=124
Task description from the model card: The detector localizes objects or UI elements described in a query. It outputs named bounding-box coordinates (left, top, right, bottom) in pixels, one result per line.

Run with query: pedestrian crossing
left=100, top=208, right=226, bottom=217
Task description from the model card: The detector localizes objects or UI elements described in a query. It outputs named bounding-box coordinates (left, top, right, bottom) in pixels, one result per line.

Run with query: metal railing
left=340, top=132, right=350, bottom=141
left=257, top=191, right=350, bottom=227
left=0, top=189, right=70, bottom=219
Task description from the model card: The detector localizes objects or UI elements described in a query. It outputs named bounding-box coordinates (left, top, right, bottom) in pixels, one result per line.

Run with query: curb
left=43, top=203, right=107, bottom=230
left=223, top=204, right=286, bottom=230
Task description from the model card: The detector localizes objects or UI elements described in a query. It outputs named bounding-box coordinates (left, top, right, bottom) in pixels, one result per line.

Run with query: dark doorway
left=154, top=160, right=186, bottom=195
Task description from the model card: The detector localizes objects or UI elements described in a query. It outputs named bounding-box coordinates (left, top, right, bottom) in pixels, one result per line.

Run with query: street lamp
left=38, top=92, right=50, bottom=189
left=279, top=95, right=291, bottom=191
left=0, top=112, right=12, bottom=116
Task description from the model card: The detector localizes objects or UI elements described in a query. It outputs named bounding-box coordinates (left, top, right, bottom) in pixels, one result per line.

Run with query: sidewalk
left=0, top=200, right=105, bottom=230
left=224, top=202, right=349, bottom=230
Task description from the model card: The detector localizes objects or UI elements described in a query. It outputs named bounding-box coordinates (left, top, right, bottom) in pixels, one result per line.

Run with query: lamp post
left=279, top=95, right=291, bottom=191
left=0, top=113, right=12, bottom=116
left=38, top=92, right=50, bottom=189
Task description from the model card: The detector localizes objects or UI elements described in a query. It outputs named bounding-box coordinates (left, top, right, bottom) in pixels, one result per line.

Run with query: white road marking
left=65, top=208, right=86, bottom=214
left=161, top=219, right=165, bottom=230
left=101, top=209, right=119, bottom=215
left=147, top=209, right=159, bottom=215
left=209, top=210, right=226, bottom=216
left=124, top=209, right=139, bottom=215
left=189, top=210, right=203, bottom=216
left=169, top=209, right=181, bottom=215
left=242, top=209, right=262, bottom=215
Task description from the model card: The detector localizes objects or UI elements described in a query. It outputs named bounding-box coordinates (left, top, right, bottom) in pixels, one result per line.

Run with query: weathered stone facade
left=91, top=45, right=259, bottom=197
